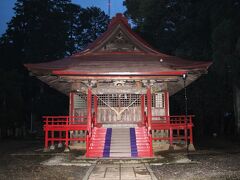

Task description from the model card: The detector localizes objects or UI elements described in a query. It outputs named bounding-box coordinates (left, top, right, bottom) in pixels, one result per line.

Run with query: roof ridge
left=72, top=13, right=162, bottom=57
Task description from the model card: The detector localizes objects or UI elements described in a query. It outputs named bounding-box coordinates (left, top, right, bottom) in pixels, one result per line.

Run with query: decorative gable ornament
left=101, top=30, right=140, bottom=52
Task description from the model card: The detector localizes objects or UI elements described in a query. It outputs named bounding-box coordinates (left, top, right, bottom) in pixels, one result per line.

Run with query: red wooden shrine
left=25, top=14, right=211, bottom=157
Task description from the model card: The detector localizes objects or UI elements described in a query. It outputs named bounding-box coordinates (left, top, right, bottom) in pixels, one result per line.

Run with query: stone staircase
left=110, top=128, right=132, bottom=157
left=88, top=126, right=152, bottom=158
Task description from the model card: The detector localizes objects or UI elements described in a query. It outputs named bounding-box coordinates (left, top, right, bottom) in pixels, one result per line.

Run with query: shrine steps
left=87, top=127, right=151, bottom=158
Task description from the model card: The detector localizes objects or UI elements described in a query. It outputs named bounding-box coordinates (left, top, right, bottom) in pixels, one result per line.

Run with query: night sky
left=0, top=0, right=126, bottom=36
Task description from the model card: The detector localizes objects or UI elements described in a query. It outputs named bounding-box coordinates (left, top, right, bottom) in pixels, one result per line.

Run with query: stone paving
left=86, top=163, right=156, bottom=180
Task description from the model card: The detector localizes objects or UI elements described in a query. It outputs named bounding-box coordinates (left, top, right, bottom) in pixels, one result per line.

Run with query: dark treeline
left=124, top=0, right=240, bottom=138
left=0, top=0, right=109, bottom=138
left=1, top=0, right=240, bottom=140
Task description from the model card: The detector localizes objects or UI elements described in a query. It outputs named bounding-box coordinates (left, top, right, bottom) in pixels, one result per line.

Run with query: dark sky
left=0, top=0, right=126, bottom=36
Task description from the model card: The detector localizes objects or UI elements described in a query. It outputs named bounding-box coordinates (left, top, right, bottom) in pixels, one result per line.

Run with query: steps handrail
left=144, top=112, right=153, bottom=156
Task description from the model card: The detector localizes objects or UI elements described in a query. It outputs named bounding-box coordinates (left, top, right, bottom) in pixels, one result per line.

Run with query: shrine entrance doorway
left=96, top=94, right=143, bottom=124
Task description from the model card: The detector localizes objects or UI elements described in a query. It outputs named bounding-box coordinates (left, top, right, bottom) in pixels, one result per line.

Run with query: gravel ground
left=152, top=151, right=240, bottom=180
left=0, top=138, right=240, bottom=180
left=152, top=137, right=240, bottom=180
left=0, top=140, right=88, bottom=180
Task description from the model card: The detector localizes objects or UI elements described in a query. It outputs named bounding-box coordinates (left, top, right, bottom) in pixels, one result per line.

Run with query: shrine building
left=25, top=14, right=211, bottom=157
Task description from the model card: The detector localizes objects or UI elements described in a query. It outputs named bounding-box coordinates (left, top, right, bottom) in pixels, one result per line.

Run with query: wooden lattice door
left=96, top=94, right=143, bottom=124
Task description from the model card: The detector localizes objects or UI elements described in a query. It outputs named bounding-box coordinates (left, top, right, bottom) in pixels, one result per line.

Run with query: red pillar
left=141, top=95, right=145, bottom=125
left=94, top=95, right=98, bottom=126
left=147, top=87, right=152, bottom=129
left=147, top=87, right=153, bottom=156
left=164, top=91, right=169, bottom=123
left=86, top=88, right=92, bottom=157
left=87, top=88, right=92, bottom=132
left=164, top=91, right=169, bottom=116
left=69, top=92, right=74, bottom=120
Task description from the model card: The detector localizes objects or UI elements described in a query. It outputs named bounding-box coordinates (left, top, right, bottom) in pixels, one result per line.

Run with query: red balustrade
left=43, top=114, right=194, bottom=155
left=151, top=115, right=194, bottom=146
left=43, top=116, right=88, bottom=150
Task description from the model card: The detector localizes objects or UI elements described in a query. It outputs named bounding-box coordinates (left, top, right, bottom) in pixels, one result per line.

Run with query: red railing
left=43, top=89, right=97, bottom=155
left=151, top=115, right=194, bottom=146
left=43, top=116, right=88, bottom=151
left=152, top=115, right=193, bottom=123
left=43, top=114, right=194, bottom=154
left=44, top=116, right=87, bottom=125
left=143, top=112, right=153, bottom=156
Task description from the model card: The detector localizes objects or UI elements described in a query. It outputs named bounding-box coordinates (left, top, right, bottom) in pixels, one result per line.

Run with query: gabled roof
left=72, top=13, right=160, bottom=56
left=25, top=13, right=211, bottom=95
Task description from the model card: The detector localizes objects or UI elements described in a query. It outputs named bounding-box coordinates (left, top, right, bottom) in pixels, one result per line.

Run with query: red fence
left=151, top=115, right=194, bottom=146
left=43, top=116, right=88, bottom=150
left=43, top=114, right=194, bottom=153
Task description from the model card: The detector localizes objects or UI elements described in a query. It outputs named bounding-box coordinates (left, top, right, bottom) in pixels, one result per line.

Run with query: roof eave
left=52, top=70, right=188, bottom=76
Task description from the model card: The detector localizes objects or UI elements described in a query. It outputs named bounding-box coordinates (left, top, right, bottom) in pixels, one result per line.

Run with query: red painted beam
left=52, top=70, right=188, bottom=76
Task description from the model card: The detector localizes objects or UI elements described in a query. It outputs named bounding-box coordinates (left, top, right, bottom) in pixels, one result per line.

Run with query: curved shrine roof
left=26, top=53, right=210, bottom=75
left=25, top=13, right=211, bottom=95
